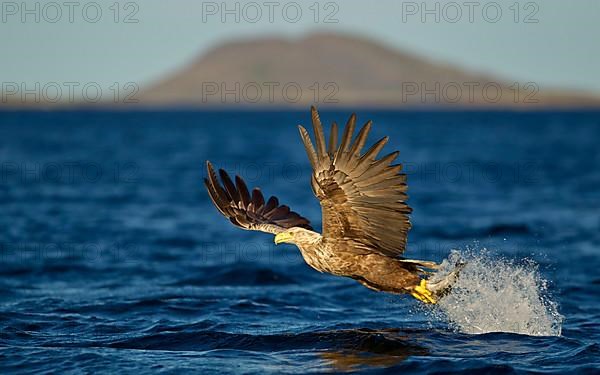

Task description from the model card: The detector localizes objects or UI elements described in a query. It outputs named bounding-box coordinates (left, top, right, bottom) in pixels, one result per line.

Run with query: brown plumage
left=204, top=107, right=460, bottom=303
left=205, top=164, right=312, bottom=234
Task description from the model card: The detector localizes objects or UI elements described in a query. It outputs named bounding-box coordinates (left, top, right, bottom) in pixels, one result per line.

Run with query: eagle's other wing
left=204, top=161, right=312, bottom=234
left=298, top=107, right=411, bottom=257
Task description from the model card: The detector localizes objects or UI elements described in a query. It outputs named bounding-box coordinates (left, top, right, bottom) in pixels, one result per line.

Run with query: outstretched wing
left=298, top=107, right=411, bottom=257
left=204, top=161, right=312, bottom=234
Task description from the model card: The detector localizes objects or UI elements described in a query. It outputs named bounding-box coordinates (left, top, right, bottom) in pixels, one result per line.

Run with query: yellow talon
left=411, top=279, right=437, bottom=304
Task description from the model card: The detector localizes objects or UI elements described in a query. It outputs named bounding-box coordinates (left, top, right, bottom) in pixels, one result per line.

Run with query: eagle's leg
left=410, top=260, right=467, bottom=304
left=411, top=279, right=437, bottom=304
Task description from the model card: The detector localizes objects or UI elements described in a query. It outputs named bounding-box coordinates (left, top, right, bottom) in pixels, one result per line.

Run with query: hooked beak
left=274, top=232, right=293, bottom=245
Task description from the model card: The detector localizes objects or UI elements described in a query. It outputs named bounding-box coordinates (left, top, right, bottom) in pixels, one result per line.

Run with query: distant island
left=4, top=33, right=600, bottom=109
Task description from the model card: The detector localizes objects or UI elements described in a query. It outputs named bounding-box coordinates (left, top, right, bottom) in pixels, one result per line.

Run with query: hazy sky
left=2, top=0, right=599, bottom=94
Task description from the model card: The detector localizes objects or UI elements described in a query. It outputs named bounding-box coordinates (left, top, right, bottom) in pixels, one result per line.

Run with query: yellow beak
left=274, top=232, right=293, bottom=245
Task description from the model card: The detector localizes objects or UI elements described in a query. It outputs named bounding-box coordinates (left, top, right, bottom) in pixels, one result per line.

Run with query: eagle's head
left=274, top=227, right=321, bottom=246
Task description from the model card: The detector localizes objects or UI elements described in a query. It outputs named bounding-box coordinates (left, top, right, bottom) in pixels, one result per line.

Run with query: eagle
left=204, top=107, right=460, bottom=304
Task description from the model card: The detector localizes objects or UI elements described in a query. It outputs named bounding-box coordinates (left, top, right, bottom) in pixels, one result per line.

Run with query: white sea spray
left=428, top=249, right=563, bottom=336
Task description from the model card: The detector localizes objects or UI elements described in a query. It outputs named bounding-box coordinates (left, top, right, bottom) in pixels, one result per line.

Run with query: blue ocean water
left=1, top=110, right=599, bottom=374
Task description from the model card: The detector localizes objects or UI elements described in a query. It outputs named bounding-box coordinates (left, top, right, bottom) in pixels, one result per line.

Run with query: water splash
left=428, top=249, right=563, bottom=336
